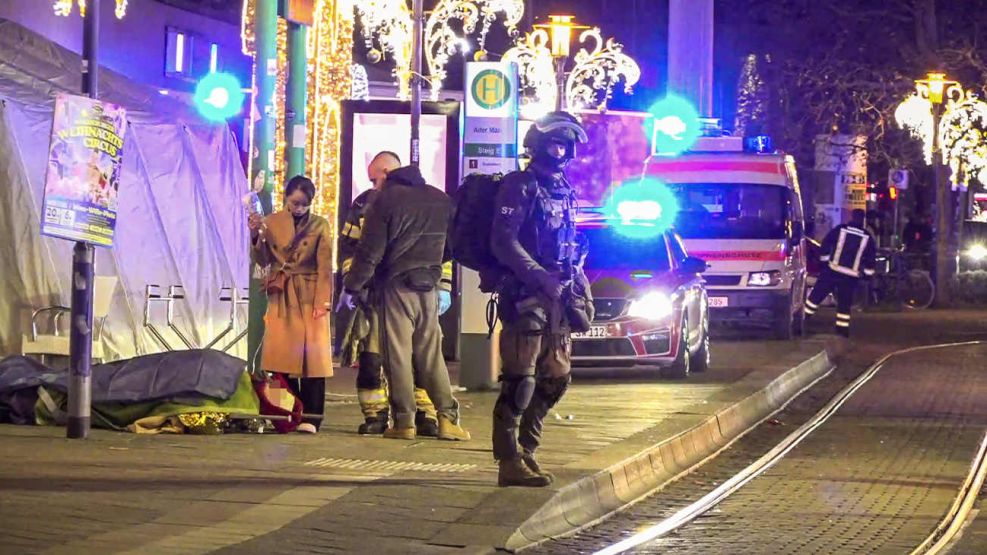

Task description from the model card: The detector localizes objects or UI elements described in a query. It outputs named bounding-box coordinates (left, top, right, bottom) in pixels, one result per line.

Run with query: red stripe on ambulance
left=646, top=160, right=785, bottom=176
left=691, top=250, right=786, bottom=261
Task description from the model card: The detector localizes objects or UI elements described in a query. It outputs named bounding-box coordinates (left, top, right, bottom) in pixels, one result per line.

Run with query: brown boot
left=522, top=452, right=554, bottom=484
left=382, top=426, right=416, bottom=440
left=437, top=415, right=471, bottom=441
left=499, top=457, right=551, bottom=487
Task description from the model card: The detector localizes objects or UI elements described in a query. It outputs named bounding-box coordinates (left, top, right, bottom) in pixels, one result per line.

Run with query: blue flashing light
left=646, top=94, right=701, bottom=156
left=744, top=135, right=773, bottom=153
left=194, top=72, right=245, bottom=122
left=603, top=178, right=680, bottom=239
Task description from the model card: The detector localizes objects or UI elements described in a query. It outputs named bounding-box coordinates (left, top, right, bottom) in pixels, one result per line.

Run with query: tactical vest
left=530, top=176, right=579, bottom=271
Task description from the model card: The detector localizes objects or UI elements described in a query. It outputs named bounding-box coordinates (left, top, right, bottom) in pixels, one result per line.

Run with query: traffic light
left=889, top=185, right=899, bottom=201
left=193, top=72, right=245, bottom=122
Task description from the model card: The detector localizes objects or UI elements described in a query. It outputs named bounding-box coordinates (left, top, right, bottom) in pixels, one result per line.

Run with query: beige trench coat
left=252, top=210, right=333, bottom=378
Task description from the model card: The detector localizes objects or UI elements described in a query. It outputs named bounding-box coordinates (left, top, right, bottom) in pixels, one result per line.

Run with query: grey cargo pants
left=379, top=281, right=459, bottom=429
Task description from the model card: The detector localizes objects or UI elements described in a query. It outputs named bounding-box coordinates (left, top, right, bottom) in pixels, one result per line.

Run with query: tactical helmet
left=523, top=111, right=588, bottom=165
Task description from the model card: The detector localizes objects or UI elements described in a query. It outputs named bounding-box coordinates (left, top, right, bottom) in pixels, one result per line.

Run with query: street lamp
left=504, top=17, right=640, bottom=119
left=534, top=15, right=589, bottom=110
left=913, top=71, right=964, bottom=306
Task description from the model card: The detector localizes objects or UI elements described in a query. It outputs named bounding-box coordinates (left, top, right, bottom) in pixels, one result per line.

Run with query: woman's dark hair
left=284, top=175, right=316, bottom=203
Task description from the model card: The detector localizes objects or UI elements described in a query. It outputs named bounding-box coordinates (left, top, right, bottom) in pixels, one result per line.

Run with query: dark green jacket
left=343, top=165, right=451, bottom=293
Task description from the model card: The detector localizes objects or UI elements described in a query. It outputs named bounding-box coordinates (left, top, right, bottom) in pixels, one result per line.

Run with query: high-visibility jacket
left=819, top=224, right=877, bottom=278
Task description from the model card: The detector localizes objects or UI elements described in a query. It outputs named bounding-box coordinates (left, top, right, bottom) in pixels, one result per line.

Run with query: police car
left=571, top=203, right=711, bottom=378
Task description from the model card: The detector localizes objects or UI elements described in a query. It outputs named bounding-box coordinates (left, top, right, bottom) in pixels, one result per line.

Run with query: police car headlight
left=748, top=271, right=782, bottom=287
left=628, top=292, right=673, bottom=320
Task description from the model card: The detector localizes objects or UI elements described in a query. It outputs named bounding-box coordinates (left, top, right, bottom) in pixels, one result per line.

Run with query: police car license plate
left=708, top=297, right=729, bottom=308
left=573, top=326, right=609, bottom=339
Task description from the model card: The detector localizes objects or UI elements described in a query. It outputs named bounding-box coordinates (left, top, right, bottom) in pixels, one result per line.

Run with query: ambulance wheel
left=773, top=298, right=795, bottom=340
left=664, top=318, right=690, bottom=379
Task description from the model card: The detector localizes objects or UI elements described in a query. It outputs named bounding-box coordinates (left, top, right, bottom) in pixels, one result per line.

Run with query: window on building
left=165, top=27, right=219, bottom=80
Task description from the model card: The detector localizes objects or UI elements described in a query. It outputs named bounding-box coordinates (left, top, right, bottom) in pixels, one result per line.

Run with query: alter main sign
left=463, top=62, right=519, bottom=176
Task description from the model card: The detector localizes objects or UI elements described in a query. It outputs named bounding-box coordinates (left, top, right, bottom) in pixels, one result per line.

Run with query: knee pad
left=535, top=375, right=571, bottom=408
left=497, top=375, right=536, bottom=418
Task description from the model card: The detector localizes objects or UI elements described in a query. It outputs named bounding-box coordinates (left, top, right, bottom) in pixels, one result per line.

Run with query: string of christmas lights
left=896, top=90, right=987, bottom=189
left=242, top=0, right=354, bottom=249
left=53, top=0, right=128, bottom=19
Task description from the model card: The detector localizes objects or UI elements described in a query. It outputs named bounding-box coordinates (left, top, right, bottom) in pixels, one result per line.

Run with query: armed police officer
left=338, top=162, right=470, bottom=441
left=490, top=112, right=594, bottom=487
left=805, top=209, right=876, bottom=337
left=339, top=151, right=453, bottom=436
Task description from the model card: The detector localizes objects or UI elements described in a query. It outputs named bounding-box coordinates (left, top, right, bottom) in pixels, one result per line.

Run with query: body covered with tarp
left=0, top=19, right=250, bottom=361
left=0, top=350, right=258, bottom=432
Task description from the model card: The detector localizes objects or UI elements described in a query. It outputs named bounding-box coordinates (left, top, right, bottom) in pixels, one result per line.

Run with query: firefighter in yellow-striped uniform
left=339, top=151, right=452, bottom=435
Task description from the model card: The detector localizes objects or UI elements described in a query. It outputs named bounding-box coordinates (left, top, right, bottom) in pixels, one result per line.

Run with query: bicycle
left=861, top=246, right=935, bottom=310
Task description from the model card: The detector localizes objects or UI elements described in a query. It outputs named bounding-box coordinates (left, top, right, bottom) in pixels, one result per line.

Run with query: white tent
left=0, top=20, right=250, bottom=361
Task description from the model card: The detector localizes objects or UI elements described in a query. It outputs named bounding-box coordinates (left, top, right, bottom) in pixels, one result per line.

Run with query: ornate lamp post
left=914, top=72, right=964, bottom=306
left=504, top=17, right=640, bottom=119
left=534, top=15, right=588, bottom=111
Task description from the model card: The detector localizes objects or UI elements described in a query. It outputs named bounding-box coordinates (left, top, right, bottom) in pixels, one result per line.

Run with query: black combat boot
left=415, top=410, right=439, bottom=437
left=357, top=409, right=388, bottom=435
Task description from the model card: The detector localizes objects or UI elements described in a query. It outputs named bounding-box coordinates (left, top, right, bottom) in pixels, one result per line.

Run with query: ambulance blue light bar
left=744, top=135, right=773, bottom=153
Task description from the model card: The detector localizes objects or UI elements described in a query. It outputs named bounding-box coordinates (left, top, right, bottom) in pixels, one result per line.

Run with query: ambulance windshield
left=670, top=183, right=787, bottom=240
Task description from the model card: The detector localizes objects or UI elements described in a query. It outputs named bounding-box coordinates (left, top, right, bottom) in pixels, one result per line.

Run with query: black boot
left=415, top=411, right=439, bottom=437
left=358, top=410, right=388, bottom=435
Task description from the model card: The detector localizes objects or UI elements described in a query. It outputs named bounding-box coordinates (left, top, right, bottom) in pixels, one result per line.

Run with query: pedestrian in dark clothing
left=338, top=164, right=470, bottom=441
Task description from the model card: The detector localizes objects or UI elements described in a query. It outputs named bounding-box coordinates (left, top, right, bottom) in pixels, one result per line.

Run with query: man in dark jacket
left=805, top=209, right=877, bottom=337
left=338, top=164, right=470, bottom=441
left=490, top=112, right=593, bottom=487
left=339, top=151, right=452, bottom=436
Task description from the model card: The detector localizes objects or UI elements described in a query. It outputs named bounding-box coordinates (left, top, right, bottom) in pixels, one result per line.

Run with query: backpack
left=448, top=173, right=511, bottom=292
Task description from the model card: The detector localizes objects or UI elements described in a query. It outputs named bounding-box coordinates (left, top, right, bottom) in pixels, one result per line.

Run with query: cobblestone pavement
left=539, top=310, right=987, bottom=555
left=0, top=338, right=825, bottom=555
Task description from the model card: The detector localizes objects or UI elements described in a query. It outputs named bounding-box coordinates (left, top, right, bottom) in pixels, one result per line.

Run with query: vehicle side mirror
left=680, top=256, right=707, bottom=274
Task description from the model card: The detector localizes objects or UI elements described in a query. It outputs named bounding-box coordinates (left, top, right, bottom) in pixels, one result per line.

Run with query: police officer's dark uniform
left=805, top=209, right=876, bottom=337
left=490, top=112, right=593, bottom=487
left=339, top=188, right=452, bottom=435
left=341, top=165, right=470, bottom=441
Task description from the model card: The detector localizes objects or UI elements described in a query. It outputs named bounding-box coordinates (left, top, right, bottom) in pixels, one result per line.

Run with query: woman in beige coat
left=248, top=176, right=333, bottom=433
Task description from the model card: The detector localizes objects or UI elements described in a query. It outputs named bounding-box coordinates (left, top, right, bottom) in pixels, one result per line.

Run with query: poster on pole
left=41, top=94, right=127, bottom=247
left=463, top=61, right=519, bottom=176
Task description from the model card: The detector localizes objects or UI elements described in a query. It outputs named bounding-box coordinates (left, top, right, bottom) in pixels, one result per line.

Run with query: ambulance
left=643, top=134, right=808, bottom=339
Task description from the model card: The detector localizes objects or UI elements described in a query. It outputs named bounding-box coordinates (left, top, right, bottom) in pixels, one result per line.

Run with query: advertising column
left=813, top=135, right=867, bottom=239
left=459, top=62, right=518, bottom=390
